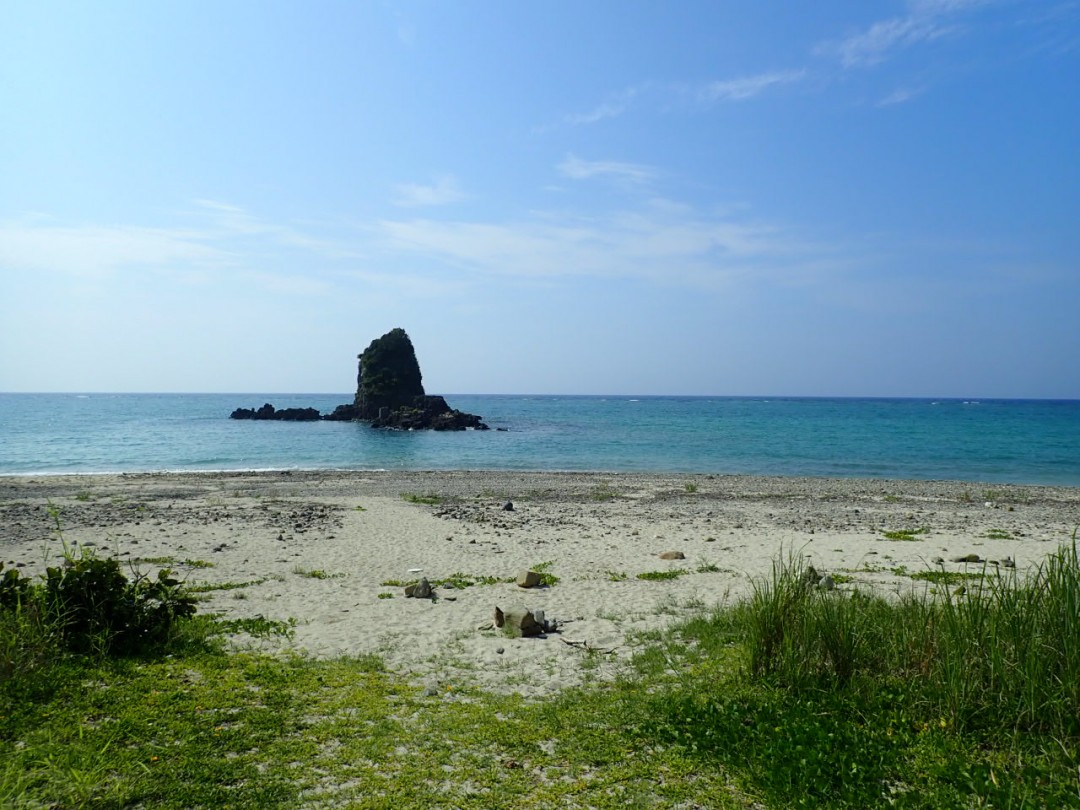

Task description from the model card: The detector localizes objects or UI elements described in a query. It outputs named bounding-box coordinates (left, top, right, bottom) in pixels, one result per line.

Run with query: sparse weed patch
left=985, top=528, right=1012, bottom=540
left=209, top=614, right=296, bottom=639
left=589, top=483, right=620, bottom=502
left=293, top=566, right=345, bottom=580
left=531, top=560, right=560, bottom=586
left=907, top=570, right=985, bottom=586
left=187, top=578, right=268, bottom=594
left=637, top=569, right=688, bottom=581
left=881, top=527, right=928, bottom=540
left=400, top=492, right=443, bottom=505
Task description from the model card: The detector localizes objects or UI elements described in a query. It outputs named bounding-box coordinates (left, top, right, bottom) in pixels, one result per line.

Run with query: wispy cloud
left=0, top=220, right=228, bottom=279
left=818, top=0, right=992, bottom=68
left=877, top=86, right=924, bottom=106
left=564, top=100, right=627, bottom=126
left=0, top=202, right=363, bottom=287
left=562, top=85, right=643, bottom=126
left=1, top=199, right=843, bottom=302
left=374, top=201, right=836, bottom=290
left=558, top=155, right=657, bottom=185
left=701, top=69, right=806, bottom=101
left=392, top=175, right=466, bottom=207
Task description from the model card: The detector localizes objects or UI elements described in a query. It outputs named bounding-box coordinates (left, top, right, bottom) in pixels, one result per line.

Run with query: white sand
left=3, top=471, right=1078, bottom=695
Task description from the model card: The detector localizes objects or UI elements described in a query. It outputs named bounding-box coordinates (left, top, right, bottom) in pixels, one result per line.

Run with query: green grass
left=907, top=570, right=985, bottom=586
left=589, top=483, right=620, bottom=502
left=381, top=572, right=515, bottom=589
left=4, top=537, right=1079, bottom=808
left=531, top=560, right=560, bottom=587
left=637, top=569, right=689, bottom=581
left=187, top=578, right=269, bottom=594
left=292, top=566, right=345, bottom=580
left=985, top=528, right=1013, bottom=540
left=400, top=492, right=443, bottom=505
left=881, top=527, right=929, bottom=540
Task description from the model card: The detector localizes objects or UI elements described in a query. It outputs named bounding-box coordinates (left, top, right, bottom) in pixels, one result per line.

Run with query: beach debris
left=561, top=638, right=617, bottom=655
left=951, top=554, right=983, bottom=563
left=516, top=570, right=542, bottom=588
left=494, top=605, right=557, bottom=637
left=404, top=577, right=433, bottom=598
left=502, top=500, right=514, bottom=511
left=659, top=551, right=685, bottom=561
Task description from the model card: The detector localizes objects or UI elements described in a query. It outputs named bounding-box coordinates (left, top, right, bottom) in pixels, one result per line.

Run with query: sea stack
left=326, top=328, right=488, bottom=431
left=231, top=327, right=489, bottom=430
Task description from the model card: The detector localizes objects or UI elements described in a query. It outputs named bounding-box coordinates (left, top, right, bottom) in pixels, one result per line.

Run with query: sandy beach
left=3, top=471, right=1078, bottom=695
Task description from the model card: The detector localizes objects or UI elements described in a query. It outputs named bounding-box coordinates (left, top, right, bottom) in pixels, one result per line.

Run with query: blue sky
left=1, top=1, right=1077, bottom=397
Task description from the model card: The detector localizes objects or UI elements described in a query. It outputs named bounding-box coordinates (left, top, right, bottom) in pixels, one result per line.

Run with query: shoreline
left=5, top=467, right=1080, bottom=489
left=3, top=470, right=1079, bottom=695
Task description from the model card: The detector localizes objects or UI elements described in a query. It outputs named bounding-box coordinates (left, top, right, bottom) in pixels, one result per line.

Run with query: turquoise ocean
left=0, top=394, right=1078, bottom=485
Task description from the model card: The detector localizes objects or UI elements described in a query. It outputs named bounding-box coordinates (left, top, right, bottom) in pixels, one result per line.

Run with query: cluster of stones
left=230, top=328, right=488, bottom=431
left=402, top=566, right=557, bottom=638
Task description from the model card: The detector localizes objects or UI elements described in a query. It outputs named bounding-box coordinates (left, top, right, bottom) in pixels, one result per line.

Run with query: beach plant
left=43, top=552, right=198, bottom=656
left=881, top=527, right=928, bottom=540
left=531, top=561, right=559, bottom=586
left=208, top=615, right=296, bottom=639
left=636, top=569, right=688, bottom=581
left=400, top=492, right=442, bottom=505
left=907, top=570, right=984, bottom=586
left=589, top=483, right=620, bottom=502
left=187, top=578, right=269, bottom=594
left=293, top=566, right=345, bottom=580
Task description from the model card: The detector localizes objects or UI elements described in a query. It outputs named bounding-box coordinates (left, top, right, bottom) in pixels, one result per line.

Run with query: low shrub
left=1, top=548, right=199, bottom=672
left=44, top=553, right=198, bottom=656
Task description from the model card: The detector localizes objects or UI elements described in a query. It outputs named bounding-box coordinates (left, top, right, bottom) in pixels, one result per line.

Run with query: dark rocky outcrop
left=230, top=403, right=322, bottom=421
left=330, top=328, right=488, bottom=431
left=230, top=328, right=488, bottom=430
